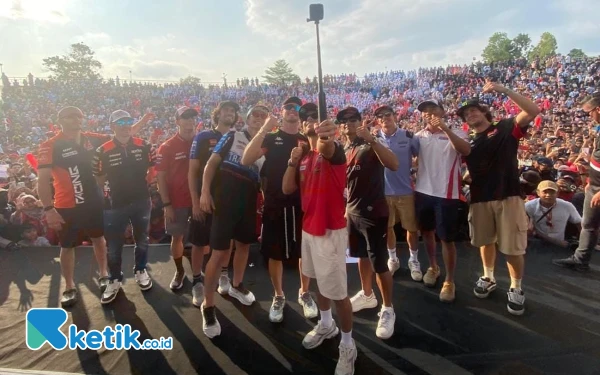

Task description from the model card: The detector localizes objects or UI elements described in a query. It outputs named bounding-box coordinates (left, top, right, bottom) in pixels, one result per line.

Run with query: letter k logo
left=26, top=308, right=68, bottom=350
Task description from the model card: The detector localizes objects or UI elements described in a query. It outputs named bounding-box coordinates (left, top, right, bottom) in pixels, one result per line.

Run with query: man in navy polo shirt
left=375, top=105, right=422, bottom=282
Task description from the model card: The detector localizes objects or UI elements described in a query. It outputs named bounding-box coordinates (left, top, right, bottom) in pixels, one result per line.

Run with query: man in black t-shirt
left=461, top=80, right=540, bottom=316
left=242, top=98, right=317, bottom=323
left=340, top=107, right=399, bottom=340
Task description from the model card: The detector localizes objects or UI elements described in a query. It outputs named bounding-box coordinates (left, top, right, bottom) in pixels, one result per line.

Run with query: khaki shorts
left=301, top=228, right=348, bottom=301
left=468, top=196, right=528, bottom=256
left=386, top=195, right=418, bottom=232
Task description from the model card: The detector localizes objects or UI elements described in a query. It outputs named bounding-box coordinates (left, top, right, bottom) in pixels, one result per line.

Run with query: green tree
left=481, top=32, right=517, bottom=63
left=568, top=48, right=587, bottom=60
left=180, top=75, right=202, bottom=86
left=263, top=60, right=300, bottom=86
left=528, top=32, right=558, bottom=61
left=42, top=43, right=102, bottom=82
left=512, top=33, right=532, bottom=59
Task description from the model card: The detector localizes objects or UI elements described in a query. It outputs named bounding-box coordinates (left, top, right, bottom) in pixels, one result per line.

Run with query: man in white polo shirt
left=414, top=99, right=471, bottom=302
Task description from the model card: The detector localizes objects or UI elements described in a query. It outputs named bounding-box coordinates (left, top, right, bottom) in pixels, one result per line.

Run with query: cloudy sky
left=1, top=0, right=599, bottom=83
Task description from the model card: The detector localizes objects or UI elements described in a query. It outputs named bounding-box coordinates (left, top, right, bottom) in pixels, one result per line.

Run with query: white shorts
left=301, top=228, right=348, bottom=300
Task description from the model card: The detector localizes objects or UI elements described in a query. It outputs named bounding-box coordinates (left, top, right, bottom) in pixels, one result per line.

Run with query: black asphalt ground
left=1, top=241, right=600, bottom=375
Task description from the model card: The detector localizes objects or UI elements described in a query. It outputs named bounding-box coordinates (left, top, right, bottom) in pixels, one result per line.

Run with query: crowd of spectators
left=0, top=53, right=598, bottom=247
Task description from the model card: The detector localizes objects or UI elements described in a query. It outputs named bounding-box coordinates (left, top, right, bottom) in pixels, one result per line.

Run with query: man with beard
left=156, top=107, right=197, bottom=290
left=199, top=101, right=263, bottom=338
left=460, top=79, right=540, bottom=316
left=283, top=118, right=357, bottom=375
left=554, top=92, right=600, bottom=270
left=242, top=97, right=317, bottom=323
left=414, top=99, right=471, bottom=303
left=188, top=101, right=244, bottom=307
left=339, top=107, right=399, bottom=340
left=37, top=106, right=110, bottom=306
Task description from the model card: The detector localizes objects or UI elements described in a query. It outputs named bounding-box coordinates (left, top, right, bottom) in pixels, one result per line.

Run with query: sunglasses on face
left=283, top=104, right=301, bottom=112
left=340, top=118, right=361, bottom=125
left=251, top=111, right=269, bottom=119
left=113, top=118, right=135, bottom=126
left=376, top=112, right=393, bottom=119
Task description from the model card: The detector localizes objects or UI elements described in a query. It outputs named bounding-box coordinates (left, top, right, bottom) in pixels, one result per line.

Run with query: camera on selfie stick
left=307, top=4, right=328, bottom=140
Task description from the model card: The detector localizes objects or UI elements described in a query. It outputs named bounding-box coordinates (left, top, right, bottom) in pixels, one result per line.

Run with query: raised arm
left=242, top=116, right=277, bottom=166
left=482, top=80, right=541, bottom=127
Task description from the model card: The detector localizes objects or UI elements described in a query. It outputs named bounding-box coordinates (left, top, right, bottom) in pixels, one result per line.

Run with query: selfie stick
left=307, top=4, right=328, bottom=139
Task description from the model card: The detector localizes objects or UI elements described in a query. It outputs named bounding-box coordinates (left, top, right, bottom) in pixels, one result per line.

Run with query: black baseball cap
left=283, top=97, right=303, bottom=106
left=374, top=105, right=394, bottom=117
left=336, top=107, right=362, bottom=122
left=299, top=103, right=318, bottom=121
left=417, top=99, right=444, bottom=112
left=216, top=101, right=240, bottom=113
left=456, top=99, right=486, bottom=118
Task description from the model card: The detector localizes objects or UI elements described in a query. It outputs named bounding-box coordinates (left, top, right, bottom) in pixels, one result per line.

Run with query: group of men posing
left=40, top=79, right=560, bottom=375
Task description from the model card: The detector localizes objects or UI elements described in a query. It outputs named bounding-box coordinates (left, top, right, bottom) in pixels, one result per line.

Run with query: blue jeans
left=105, top=198, right=152, bottom=281
left=575, top=188, right=600, bottom=264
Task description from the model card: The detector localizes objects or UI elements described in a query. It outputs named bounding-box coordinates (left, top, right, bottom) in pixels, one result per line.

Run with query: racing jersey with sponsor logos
left=38, top=132, right=110, bottom=209
left=189, top=129, right=223, bottom=195
left=92, top=137, right=155, bottom=209
left=214, top=130, right=264, bottom=186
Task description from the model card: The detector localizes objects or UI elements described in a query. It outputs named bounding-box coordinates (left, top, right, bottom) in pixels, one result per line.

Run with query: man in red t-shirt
left=156, top=107, right=196, bottom=290
left=282, top=119, right=357, bottom=375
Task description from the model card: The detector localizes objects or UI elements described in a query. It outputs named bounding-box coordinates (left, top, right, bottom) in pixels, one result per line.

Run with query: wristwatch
left=287, top=159, right=297, bottom=168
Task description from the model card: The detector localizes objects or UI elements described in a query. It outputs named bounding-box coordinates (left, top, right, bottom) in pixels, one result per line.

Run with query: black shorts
left=347, top=214, right=389, bottom=274
left=210, top=186, right=257, bottom=251
left=188, top=215, right=212, bottom=247
left=261, top=205, right=302, bottom=261
left=415, top=192, right=461, bottom=242
left=56, top=205, right=104, bottom=248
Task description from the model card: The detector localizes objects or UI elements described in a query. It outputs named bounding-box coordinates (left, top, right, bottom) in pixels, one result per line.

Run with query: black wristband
left=43, top=206, right=54, bottom=212
left=163, top=202, right=172, bottom=208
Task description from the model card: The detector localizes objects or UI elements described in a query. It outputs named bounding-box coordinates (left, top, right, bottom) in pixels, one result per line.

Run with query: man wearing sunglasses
left=375, top=105, right=421, bottom=282
left=37, top=106, right=111, bottom=307
left=92, top=110, right=156, bottom=304
left=241, top=97, right=317, bottom=323
left=554, top=92, right=600, bottom=271
left=156, top=106, right=198, bottom=290
left=199, top=101, right=262, bottom=338
left=339, top=107, right=399, bottom=340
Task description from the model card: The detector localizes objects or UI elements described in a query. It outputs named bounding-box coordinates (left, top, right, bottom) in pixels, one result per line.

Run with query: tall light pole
left=307, top=4, right=327, bottom=139
left=129, top=70, right=132, bottom=81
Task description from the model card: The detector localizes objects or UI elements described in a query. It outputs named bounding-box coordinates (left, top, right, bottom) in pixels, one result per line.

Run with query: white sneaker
left=387, top=258, right=400, bottom=275
left=375, top=307, right=396, bottom=339
left=101, top=280, right=121, bottom=305
left=298, top=291, right=318, bottom=319
left=217, top=273, right=231, bottom=295
left=350, top=290, right=378, bottom=313
left=335, top=339, right=358, bottom=375
left=228, top=283, right=256, bottom=306
left=201, top=304, right=221, bottom=338
left=134, top=270, right=152, bottom=291
left=192, top=281, right=204, bottom=307
left=302, top=320, right=339, bottom=349
left=269, top=295, right=286, bottom=322
left=408, top=259, right=423, bottom=281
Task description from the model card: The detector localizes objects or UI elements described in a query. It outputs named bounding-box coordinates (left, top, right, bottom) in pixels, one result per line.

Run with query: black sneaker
left=473, top=277, right=497, bottom=299
left=552, top=256, right=590, bottom=271
left=507, top=288, right=525, bottom=316
left=201, top=305, right=221, bottom=338
left=61, top=288, right=78, bottom=307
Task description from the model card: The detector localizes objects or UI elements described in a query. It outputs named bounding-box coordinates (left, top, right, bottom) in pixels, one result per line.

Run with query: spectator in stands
left=554, top=92, right=600, bottom=271
left=461, top=79, right=541, bottom=317
left=526, top=180, right=581, bottom=249
left=18, top=224, right=51, bottom=247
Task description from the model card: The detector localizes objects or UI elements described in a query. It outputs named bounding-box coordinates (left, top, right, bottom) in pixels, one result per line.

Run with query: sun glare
left=0, top=0, right=70, bottom=23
